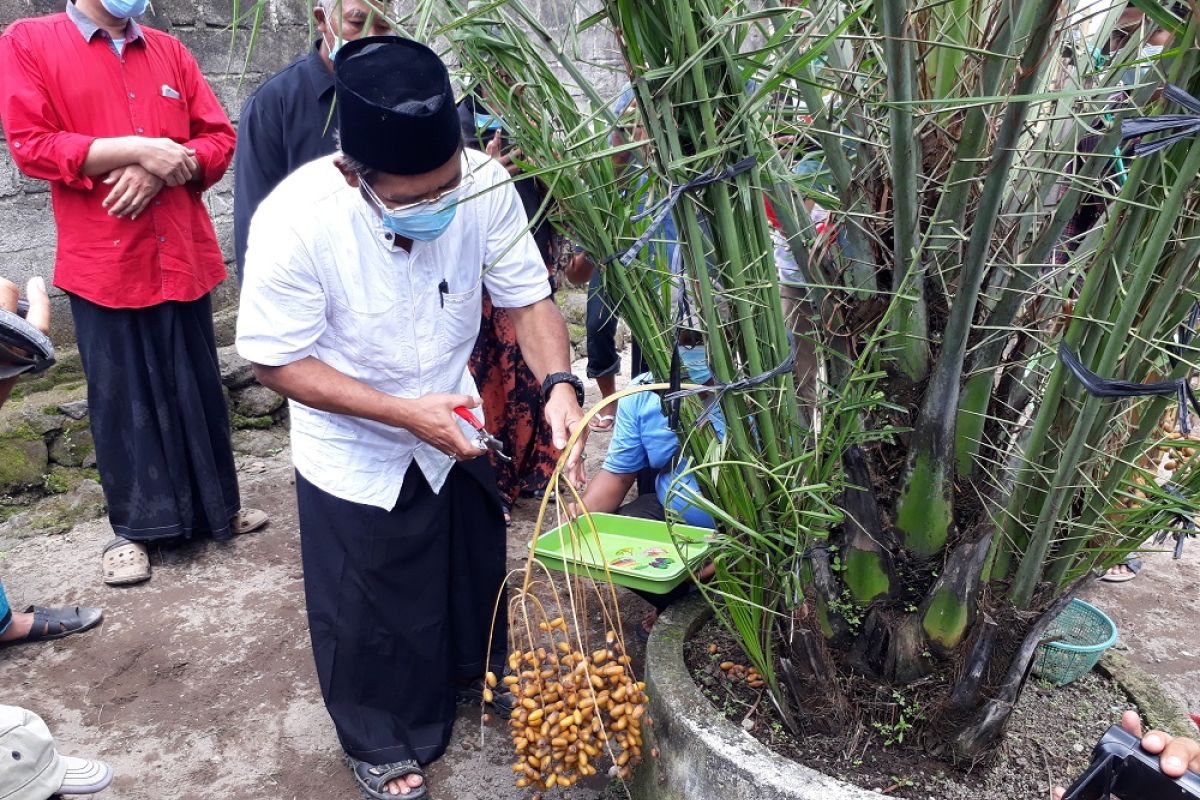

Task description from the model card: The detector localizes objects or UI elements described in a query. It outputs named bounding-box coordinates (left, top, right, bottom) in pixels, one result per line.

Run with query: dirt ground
left=1, top=353, right=1196, bottom=799
left=0, top=360, right=647, bottom=800
left=1082, top=543, right=1200, bottom=718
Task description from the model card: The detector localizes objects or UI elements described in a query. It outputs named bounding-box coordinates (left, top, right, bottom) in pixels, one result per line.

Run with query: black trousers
left=69, top=293, right=240, bottom=542
left=296, top=459, right=507, bottom=766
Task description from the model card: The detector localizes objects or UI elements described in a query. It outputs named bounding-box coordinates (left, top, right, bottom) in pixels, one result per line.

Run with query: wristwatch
left=542, top=371, right=585, bottom=406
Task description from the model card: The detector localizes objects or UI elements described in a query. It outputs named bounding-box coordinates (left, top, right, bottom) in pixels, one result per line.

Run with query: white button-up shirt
left=236, top=150, right=551, bottom=510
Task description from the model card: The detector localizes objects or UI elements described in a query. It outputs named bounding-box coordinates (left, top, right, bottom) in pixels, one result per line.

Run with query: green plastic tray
left=531, top=513, right=713, bottom=595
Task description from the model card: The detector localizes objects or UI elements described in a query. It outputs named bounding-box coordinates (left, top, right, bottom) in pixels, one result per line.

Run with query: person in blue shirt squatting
left=568, top=335, right=720, bottom=634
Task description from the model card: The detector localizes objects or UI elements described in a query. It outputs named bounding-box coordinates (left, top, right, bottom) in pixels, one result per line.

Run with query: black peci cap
left=334, top=36, right=462, bottom=175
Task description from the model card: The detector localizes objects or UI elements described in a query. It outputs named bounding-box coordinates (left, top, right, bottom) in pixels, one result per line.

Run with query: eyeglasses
left=358, top=154, right=475, bottom=213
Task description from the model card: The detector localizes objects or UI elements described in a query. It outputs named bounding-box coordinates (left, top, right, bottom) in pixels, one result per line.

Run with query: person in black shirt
left=232, top=0, right=393, bottom=283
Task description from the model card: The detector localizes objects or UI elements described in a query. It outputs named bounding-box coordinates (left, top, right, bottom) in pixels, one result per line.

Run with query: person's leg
left=780, top=283, right=818, bottom=410
left=586, top=273, right=621, bottom=427
left=70, top=296, right=247, bottom=548
left=0, top=578, right=103, bottom=644
left=297, top=466, right=455, bottom=795
left=0, top=578, right=13, bottom=640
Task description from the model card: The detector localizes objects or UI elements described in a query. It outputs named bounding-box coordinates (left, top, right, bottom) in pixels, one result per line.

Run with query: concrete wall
left=0, top=0, right=622, bottom=344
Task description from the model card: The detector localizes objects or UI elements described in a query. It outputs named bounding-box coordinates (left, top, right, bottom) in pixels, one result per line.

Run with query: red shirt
left=0, top=9, right=235, bottom=308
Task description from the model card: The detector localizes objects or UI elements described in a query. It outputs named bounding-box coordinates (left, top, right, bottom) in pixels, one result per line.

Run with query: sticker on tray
left=649, top=557, right=674, bottom=569
left=642, top=547, right=668, bottom=557
left=610, top=557, right=637, bottom=569
left=615, top=547, right=635, bottom=557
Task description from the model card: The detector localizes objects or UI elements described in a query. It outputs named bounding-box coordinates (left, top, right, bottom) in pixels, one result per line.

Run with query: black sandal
left=0, top=605, right=102, bottom=648
left=346, top=756, right=427, bottom=800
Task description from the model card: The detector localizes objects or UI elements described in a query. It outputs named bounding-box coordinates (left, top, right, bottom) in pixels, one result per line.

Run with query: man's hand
left=486, top=130, right=524, bottom=177
left=102, top=165, right=164, bottom=219
left=399, top=393, right=489, bottom=461
left=136, top=138, right=199, bottom=187
left=545, top=383, right=585, bottom=493
left=1053, top=711, right=1200, bottom=799
left=545, top=382, right=584, bottom=450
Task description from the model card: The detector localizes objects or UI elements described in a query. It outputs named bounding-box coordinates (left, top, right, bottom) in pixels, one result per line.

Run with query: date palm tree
left=357, top=0, right=1200, bottom=761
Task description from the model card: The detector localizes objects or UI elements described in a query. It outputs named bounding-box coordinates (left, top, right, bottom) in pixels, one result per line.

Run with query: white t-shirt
left=236, top=149, right=551, bottom=509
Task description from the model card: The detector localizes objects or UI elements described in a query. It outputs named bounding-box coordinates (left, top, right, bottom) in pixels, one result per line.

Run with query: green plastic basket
left=531, top=513, right=713, bottom=595
left=1031, top=599, right=1118, bottom=686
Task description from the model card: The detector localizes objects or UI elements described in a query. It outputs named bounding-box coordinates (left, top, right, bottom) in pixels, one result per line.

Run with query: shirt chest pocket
left=153, top=93, right=191, bottom=140
left=438, top=280, right=482, bottom=352
left=329, top=286, right=407, bottom=369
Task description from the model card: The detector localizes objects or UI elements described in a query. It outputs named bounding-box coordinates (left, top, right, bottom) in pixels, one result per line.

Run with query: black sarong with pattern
left=295, top=459, right=507, bottom=766
left=69, top=293, right=240, bottom=542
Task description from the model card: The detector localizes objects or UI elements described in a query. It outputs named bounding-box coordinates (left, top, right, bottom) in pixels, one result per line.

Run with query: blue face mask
left=323, top=30, right=346, bottom=61
left=100, top=0, right=147, bottom=19
left=474, top=113, right=504, bottom=133
left=361, top=183, right=460, bottom=241
left=378, top=204, right=458, bottom=241
left=679, top=345, right=711, bottom=384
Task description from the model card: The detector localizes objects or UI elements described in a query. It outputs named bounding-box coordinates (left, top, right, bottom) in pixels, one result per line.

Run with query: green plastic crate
left=1032, top=599, right=1119, bottom=686
left=531, top=513, right=713, bottom=595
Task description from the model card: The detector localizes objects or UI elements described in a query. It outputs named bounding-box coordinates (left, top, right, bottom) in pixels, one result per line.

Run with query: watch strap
left=542, top=371, right=585, bottom=406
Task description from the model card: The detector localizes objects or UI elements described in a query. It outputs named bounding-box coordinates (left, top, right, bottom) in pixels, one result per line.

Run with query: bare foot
left=385, top=773, right=424, bottom=796
left=0, top=611, right=33, bottom=642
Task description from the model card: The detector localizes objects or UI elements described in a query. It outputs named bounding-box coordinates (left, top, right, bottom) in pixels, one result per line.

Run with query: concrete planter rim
left=641, top=593, right=881, bottom=800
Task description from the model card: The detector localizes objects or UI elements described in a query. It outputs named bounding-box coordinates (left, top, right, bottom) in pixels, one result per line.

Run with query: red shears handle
left=453, top=406, right=485, bottom=431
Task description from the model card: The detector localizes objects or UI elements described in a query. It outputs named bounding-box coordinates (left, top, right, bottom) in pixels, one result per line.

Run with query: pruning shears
left=453, top=406, right=512, bottom=462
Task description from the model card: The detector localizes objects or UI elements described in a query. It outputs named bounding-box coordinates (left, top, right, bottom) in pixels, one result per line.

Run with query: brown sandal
left=231, top=508, right=269, bottom=535
left=101, top=538, right=150, bottom=586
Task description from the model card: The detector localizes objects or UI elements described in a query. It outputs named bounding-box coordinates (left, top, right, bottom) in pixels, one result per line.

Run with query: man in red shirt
left=0, top=0, right=268, bottom=586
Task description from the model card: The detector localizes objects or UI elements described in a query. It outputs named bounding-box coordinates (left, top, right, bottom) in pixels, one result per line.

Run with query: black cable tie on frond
left=608, top=156, right=757, bottom=268
left=664, top=337, right=797, bottom=428
left=1057, top=342, right=1200, bottom=435
left=1120, top=84, right=1200, bottom=157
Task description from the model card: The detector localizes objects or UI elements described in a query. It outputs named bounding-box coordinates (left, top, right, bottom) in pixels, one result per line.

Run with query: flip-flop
left=588, top=413, right=616, bottom=432
left=346, top=756, right=427, bottom=800
left=0, top=605, right=103, bottom=648
left=101, top=537, right=150, bottom=586
left=231, top=508, right=269, bottom=535
left=1100, top=556, right=1143, bottom=583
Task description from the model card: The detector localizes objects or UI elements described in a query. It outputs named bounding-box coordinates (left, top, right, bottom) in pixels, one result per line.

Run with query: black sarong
left=296, top=458, right=507, bottom=766
left=69, top=294, right=240, bottom=542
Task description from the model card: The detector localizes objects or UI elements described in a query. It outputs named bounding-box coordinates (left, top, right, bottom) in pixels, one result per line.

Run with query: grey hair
left=332, top=131, right=375, bottom=179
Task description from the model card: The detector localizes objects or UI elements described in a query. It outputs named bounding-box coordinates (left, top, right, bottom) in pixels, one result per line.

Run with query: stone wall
left=0, top=0, right=623, bottom=345
left=0, top=0, right=310, bottom=343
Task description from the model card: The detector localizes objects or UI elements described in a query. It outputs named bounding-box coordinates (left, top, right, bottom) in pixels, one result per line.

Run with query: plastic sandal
left=346, top=756, right=427, bottom=800
left=0, top=605, right=102, bottom=648
left=101, top=537, right=150, bottom=586
left=231, top=508, right=269, bottom=535
left=588, top=413, right=616, bottom=432
left=1100, top=556, right=1143, bottom=583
